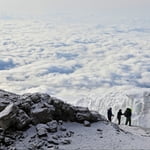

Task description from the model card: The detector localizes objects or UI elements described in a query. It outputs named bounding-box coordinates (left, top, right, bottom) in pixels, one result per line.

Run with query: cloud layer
left=0, top=19, right=149, bottom=101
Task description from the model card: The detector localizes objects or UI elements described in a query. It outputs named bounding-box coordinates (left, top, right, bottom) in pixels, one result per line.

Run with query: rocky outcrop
left=0, top=89, right=106, bottom=149
left=0, top=103, right=18, bottom=130
left=0, top=90, right=104, bottom=130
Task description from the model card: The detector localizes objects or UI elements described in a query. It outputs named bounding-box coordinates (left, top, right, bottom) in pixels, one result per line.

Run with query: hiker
left=124, top=108, right=132, bottom=126
left=117, top=109, right=123, bottom=125
left=107, top=107, right=114, bottom=122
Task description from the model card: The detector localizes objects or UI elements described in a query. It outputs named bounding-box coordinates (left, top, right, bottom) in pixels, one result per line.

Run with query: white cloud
left=0, top=18, right=149, bottom=102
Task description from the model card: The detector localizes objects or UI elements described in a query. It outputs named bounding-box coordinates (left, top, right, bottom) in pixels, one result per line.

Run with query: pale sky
left=0, top=0, right=149, bottom=16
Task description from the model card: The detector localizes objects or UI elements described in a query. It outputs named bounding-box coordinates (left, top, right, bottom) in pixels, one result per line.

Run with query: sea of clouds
left=0, top=18, right=150, bottom=125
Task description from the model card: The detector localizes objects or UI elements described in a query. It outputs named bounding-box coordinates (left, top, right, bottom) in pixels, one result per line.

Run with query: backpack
left=124, top=108, right=132, bottom=117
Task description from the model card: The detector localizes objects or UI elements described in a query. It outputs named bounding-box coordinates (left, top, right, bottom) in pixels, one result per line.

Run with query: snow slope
left=60, top=121, right=150, bottom=150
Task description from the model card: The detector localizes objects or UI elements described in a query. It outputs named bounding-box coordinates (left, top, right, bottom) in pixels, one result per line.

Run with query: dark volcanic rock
left=59, top=125, right=67, bottom=131
left=0, top=99, right=10, bottom=112
left=0, top=103, right=18, bottom=130
left=31, top=106, right=55, bottom=124
left=84, top=120, right=91, bottom=127
left=61, top=104, right=75, bottom=121
left=0, top=90, right=103, bottom=130
left=0, top=89, right=105, bottom=150
left=75, top=111, right=92, bottom=123
left=47, top=120, right=58, bottom=133
left=16, top=110, right=31, bottom=130
left=36, top=124, right=49, bottom=137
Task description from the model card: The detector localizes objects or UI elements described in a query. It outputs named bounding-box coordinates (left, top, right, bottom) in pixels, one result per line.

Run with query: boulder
left=36, top=124, right=49, bottom=137
left=31, top=105, right=55, bottom=124
left=40, top=93, right=51, bottom=103
left=30, top=93, right=41, bottom=103
left=59, top=125, right=67, bottom=131
left=36, top=123, right=49, bottom=131
left=84, top=120, right=91, bottom=127
left=19, top=102, right=31, bottom=114
left=47, top=120, right=58, bottom=133
left=0, top=103, right=18, bottom=130
left=47, top=139, right=59, bottom=145
left=18, top=98, right=33, bottom=115
left=51, top=98, right=64, bottom=108
left=16, top=110, right=31, bottom=130
left=61, top=139, right=71, bottom=145
left=66, top=131, right=74, bottom=137
left=73, top=106, right=89, bottom=113
left=4, top=137, right=14, bottom=146
left=75, top=112, right=92, bottom=123
left=90, top=111, right=106, bottom=122
left=0, top=99, right=10, bottom=112
left=61, top=104, right=75, bottom=121
left=51, top=98, right=64, bottom=121
left=58, top=120, right=63, bottom=125
left=75, top=107, right=104, bottom=123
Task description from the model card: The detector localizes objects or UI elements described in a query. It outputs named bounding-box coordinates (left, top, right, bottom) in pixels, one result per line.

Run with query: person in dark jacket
left=124, top=108, right=132, bottom=126
left=107, top=107, right=114, bottom=122
left=117, top=109, right=123, bottom=125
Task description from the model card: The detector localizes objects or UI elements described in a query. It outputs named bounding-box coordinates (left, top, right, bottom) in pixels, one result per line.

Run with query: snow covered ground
left=60, top=121, right=150, bottom=150
left=5, top=121, right=150, bottom=149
